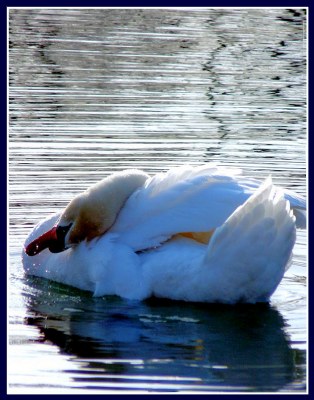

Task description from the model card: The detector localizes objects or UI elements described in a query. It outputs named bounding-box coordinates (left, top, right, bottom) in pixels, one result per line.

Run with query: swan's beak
left=25, top=224, right=72, bottom=256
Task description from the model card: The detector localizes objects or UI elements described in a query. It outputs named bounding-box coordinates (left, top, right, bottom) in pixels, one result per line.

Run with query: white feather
left=22, top=165, right=304, bottom=303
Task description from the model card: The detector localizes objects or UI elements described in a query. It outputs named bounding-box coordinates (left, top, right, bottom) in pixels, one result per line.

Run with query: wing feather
left=110, top=165, right=260, bottom=251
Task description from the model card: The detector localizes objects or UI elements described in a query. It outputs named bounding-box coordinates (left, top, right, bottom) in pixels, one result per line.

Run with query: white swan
left=22, top=164, right=306, bottom=304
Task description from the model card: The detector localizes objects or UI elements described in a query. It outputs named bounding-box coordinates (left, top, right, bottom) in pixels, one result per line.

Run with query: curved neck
left=61, top=170, right=149, bottom=244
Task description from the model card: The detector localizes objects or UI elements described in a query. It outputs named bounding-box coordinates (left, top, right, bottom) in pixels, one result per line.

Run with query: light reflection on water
left=9, top=278, right=305, bottom=393
left=8, top=8, right=307, bottom=393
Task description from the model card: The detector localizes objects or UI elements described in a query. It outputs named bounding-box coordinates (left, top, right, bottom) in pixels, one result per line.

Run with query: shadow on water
left=23, top=277, right=305, bottom=392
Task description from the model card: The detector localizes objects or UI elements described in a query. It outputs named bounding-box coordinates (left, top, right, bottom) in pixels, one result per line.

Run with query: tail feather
left=202, top=177, right=296, bottom=303
left=283, top=188, right=306, bottom=229
left=290, top=207, right=306, bottom=229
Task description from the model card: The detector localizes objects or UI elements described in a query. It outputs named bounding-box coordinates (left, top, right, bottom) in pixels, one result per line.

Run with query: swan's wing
left=201, top=177, right=296, bottom=303
left=111, top=165, right=261, bottom=251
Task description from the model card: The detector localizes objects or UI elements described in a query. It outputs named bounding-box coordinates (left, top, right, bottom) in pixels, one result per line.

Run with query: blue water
left=8, top=8, right=307, bottom=393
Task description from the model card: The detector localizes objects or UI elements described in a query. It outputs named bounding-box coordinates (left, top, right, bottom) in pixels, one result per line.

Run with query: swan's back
left=142, top=178, right=296, bottom=303
left=110, top=165, right=301, bottom=252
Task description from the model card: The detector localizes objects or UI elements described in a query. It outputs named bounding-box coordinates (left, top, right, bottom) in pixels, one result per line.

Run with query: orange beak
left=25, top=226, right=59, bottom=256
left=25, top=223, right=73, bottom=256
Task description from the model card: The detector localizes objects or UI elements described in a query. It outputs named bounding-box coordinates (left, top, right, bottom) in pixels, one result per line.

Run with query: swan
left=22, top=164, right=306, bottom=304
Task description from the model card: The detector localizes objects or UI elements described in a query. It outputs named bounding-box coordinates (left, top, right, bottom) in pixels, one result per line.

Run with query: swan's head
left=25, top=170, right=149, bottom=256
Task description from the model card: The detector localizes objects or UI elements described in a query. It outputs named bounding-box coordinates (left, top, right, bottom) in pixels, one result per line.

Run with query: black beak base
left=48, top=224, right=72, bottom=253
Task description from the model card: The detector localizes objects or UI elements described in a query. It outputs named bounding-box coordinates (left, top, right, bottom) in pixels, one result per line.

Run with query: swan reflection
left=23, top=277, right=304, bottom=392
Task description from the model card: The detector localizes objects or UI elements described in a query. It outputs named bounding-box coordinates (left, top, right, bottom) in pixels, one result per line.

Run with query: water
left=8, top=8, right=307, bottom=393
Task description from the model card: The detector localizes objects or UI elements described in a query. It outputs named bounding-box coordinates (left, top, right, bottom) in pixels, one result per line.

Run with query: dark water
left=8, top=8, right=307, bottom=393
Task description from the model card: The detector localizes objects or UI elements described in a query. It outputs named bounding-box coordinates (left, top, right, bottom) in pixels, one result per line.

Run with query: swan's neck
left=61, top=169, right=149, bottom=244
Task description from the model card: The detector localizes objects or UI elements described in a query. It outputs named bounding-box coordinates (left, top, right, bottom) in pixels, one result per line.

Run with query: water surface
left=8, top=8, right=307, bottom=393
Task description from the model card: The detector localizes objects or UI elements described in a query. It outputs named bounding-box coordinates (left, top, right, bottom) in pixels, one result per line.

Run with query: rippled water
left=8, top=8, right=307, bottom=393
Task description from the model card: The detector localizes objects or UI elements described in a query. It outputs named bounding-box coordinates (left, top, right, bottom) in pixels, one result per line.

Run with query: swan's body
left=22, top=165, right=306, bottom=304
